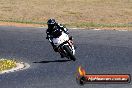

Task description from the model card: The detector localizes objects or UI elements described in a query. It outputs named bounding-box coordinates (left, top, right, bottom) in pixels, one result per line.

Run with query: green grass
left=0, top=19, right=46, bottom=25
left=0, top=19, right=132, bottom=28
left=66, top=22, right=132, bottom=28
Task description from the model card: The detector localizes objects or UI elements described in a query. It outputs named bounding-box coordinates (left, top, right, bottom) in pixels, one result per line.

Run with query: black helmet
left=47, top=19, right=56, bottom=29
left=47, top=19, right=56, bottom=25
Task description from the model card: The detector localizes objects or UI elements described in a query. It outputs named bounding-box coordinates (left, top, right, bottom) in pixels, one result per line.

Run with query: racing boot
left=53, top=46, right=58, bottom=52
left=60, top=52, right=65, bottom=58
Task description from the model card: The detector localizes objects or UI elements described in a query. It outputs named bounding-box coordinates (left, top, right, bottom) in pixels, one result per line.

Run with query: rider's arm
left=46, top=29, right=52, bottom=39
left=58, top=23, right=69, bottom=34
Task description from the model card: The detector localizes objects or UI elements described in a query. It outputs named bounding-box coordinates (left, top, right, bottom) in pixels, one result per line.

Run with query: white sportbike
left=48, top=32, right=76, bottom=61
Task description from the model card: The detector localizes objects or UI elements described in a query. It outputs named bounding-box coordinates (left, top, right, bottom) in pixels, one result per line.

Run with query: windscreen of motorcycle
left=52, top=32, right=69, bottom=46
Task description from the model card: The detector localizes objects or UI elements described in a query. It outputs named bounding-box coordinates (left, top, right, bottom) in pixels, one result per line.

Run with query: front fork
left=68, top=40, right=75, bottom=55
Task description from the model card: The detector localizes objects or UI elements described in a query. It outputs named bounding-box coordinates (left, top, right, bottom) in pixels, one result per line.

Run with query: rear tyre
left=63, top=45, right=76, bottom=61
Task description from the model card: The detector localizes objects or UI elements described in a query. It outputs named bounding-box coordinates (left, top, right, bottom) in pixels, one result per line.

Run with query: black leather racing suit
left=46, top=23, right=69, bottom=51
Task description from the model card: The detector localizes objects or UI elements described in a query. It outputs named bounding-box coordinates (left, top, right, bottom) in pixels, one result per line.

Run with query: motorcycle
left=48, top=32, right=76, bottom=61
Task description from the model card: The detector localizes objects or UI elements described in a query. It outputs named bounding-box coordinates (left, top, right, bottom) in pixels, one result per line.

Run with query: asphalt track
left=0, top=26, right=132, bottom=88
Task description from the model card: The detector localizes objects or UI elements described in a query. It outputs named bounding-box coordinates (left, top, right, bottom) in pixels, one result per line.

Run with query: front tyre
left=63, top=45, right=76, bottom=61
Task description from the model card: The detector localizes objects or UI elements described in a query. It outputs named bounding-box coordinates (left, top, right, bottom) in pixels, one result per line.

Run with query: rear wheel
left=63, top=45, right=76, bottom=61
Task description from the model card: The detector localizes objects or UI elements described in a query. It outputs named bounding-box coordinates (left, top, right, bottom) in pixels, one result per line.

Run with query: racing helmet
left=47, top=19, right=56, bottom=29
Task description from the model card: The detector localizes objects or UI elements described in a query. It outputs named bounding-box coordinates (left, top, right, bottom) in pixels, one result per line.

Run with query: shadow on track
left=33, top=59, right=71, bottom=63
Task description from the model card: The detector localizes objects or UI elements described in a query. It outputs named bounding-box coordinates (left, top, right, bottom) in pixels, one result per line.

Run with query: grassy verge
left=0, top=19, right=46, bottom=25
left=0, top=20, right=132, bottom=29
left=65, top=22, right=132, bottom=28
left=0, top=59, right=17, bottom=72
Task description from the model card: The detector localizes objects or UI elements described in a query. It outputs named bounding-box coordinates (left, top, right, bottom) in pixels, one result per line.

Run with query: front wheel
left=63, top=45, right=76, bottom=61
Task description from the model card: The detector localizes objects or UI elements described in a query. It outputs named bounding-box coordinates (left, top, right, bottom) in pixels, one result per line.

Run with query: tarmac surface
left=0, top=26, right=132, bottom=88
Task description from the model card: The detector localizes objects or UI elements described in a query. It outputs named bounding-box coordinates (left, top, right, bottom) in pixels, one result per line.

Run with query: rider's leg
left=51, top=41, right=64, bottom=58
left=57, top=48, right=65, bottom=58
left=59, top=52, right=65, bottom=58
left=50, top=42, right=58, bottom=52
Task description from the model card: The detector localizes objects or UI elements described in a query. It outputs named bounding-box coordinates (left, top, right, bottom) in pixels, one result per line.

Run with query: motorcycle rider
left=46, top=19, right=71, bottom=57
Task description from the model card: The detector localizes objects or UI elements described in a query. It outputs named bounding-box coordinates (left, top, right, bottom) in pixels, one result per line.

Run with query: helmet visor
left=48, top=24, right=54, bottom=29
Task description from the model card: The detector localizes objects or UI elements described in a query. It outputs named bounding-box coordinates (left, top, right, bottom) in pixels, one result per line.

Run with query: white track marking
left=0, top=62, right=30, bottom=74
